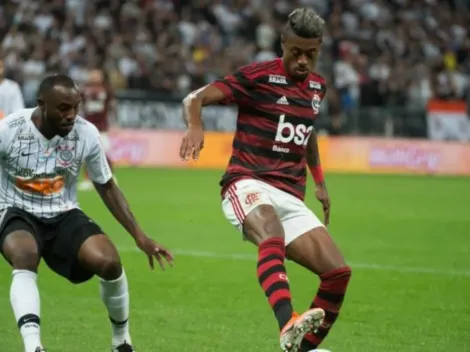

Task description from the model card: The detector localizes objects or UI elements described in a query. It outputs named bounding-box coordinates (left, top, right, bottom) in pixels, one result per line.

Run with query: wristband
left=309, top=165, right=324, bottom=184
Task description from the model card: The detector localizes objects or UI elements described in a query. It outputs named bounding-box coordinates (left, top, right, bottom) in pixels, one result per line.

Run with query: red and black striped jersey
left=212, top=58, right=327, bottom=201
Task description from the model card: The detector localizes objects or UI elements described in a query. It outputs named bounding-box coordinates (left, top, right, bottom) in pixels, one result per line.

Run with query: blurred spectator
left=0, top=0, right=468, bottom=111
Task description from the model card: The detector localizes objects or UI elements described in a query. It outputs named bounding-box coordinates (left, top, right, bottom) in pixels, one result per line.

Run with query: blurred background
left=1, top=0, right=469, bottom=139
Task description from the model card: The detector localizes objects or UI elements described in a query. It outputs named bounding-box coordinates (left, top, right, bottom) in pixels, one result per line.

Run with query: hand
left=179, top=125, right=204, bottom=161
left=135, top=235, right=174, bottom=270
left=315, top=183, right=331, bottom=226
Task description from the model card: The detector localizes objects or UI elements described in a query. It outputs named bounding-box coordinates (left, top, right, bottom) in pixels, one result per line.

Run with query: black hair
left=283, top=8, right=325, bottom=39
left=38, top=74, right=77, bottom=97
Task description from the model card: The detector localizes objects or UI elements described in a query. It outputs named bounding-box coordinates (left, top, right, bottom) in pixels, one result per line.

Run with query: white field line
left=118, top=247, right=470, bottom=277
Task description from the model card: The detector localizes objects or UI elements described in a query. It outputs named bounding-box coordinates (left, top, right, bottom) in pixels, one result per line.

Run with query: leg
left=222, top=180, right=323, bottom=352
left=77, top=234, right=132, bottom=349
left=44, top=209, right=132, bottom=350
left=1, top=217, right=44, bottom=352
left=287, top=227, right=352, bottom=351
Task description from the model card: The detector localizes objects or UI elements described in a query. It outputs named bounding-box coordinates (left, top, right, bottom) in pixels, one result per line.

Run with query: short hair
left=283, top=8, right=325, bottom=39
left=38, top=74, right=77, bottom=97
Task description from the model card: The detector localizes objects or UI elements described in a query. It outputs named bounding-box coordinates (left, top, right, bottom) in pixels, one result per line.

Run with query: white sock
left=100, top=269, right=131, bottom=347
left=10, top=270, right=43, bottom=352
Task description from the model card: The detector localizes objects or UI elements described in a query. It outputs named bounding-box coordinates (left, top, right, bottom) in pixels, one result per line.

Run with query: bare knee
left=243, top=205, right=284, bottom=245
left=94, top=255, right=122, bottom=280
left=287, top=227, right=347, bottom=274
left=2, top=231, right=40, bottom=272
left=77, top=234, right=122, bottom=280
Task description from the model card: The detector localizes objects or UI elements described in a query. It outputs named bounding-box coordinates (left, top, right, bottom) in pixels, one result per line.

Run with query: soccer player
left=0, top=58, right=25, bottom=119
left=180, top=8, right=351, bottom=352
left=0, top=74, right=173, bottom=352
left=78, top=68, right=116, bottom=191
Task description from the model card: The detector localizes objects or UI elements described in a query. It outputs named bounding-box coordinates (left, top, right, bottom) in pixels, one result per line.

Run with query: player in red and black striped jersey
left=180, top=8, right=351, bottom=352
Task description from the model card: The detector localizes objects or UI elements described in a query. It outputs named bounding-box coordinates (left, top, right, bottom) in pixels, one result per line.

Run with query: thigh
left=264, top=186, right=347, bottom=274
left=221, top=179, right=284, bottom=245
left=42, top=209, right=105, bottom=283
left=286, top=227, right=347, bottom=275
left=0, top=207, right=43, bottom=270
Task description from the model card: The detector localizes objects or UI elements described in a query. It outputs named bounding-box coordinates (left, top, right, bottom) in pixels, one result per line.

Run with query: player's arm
left=180, top=70, right=251, bottom=160
left=306, top=128, right=324, bottom=186
left=182, top=85, right=227, bottom=128
left=86, top=129, right=173, bottom=269
left=306, top=129, right=331, bottom=225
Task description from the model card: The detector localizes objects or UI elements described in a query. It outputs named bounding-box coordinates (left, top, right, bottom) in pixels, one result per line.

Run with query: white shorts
left=221, top=179, right=324, bottom=246
left=100, top=132, right=110, bottom=153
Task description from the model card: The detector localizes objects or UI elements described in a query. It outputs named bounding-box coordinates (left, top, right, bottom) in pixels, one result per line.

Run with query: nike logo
left=21, top=151, right=34, bottom=157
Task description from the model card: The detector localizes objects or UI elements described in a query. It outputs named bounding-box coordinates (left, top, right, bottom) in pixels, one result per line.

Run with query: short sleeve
left=211, top=68, right=254, bottom=105
left=85, top=126, right=113, bottom=184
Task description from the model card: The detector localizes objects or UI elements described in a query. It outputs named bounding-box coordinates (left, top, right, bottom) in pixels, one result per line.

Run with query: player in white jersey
left=0, top=58, right=25, bottom=118
left=0, top=74, right=173, bottom=352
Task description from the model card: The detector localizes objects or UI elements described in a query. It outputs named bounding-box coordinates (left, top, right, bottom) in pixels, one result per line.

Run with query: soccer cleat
left=280, top=308, right=325, bottom=352
left=112, top=342, right=135, bottom=352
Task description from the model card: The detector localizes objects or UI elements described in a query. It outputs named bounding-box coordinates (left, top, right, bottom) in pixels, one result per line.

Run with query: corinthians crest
left=56, top=144, right=75, bottom=167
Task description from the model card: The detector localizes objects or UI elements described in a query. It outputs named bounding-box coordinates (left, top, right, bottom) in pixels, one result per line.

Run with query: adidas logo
left=277, top=96, right=289, bottom=105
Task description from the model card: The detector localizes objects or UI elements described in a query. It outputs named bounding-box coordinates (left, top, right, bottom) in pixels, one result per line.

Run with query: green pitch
left=1, top=168, right=469, bottom=351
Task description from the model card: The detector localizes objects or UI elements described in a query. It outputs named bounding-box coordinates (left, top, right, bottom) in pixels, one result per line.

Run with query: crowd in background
left=1, top=0, right=469, bottom=112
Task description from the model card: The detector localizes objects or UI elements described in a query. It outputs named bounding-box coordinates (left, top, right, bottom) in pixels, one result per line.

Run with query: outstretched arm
left=93, top=179, right=144, bottom=239
left=86, top=130, right=173, bottom=269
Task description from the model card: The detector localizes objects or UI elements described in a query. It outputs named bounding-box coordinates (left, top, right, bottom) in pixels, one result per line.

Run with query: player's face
left=39, top=86, right=81, bottom=137
left=281, top=34, right=322, bottom=81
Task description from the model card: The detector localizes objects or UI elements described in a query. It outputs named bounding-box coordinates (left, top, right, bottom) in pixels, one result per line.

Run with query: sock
left=301, top=266, right=352, bottom=351
left=100, top=269, right=131, bottom=347
left=257, top=237, right=294, bottom=330
left=10, top=270, right=43, bottom=352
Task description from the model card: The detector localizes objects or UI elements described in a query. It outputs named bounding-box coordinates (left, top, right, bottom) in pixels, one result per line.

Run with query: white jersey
left=0, top=79, right=25, bottom=119
left=0, top=108, right=112, bottom=218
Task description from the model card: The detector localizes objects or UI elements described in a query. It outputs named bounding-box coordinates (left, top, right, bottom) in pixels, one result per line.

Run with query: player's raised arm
left=180, top=68, right=253, bottom=161
left=179, top=84, right=227, bottom=161
left=306, top=129, right=331, bottom=225
left=86, top=128, right=173, bottom=270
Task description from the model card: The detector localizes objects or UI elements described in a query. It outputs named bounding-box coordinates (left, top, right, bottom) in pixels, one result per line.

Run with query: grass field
left=1, top=168, right=469, bottom=352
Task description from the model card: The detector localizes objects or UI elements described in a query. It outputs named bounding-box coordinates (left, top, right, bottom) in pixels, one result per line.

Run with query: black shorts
left=0, top=206, right=104, bottom=284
